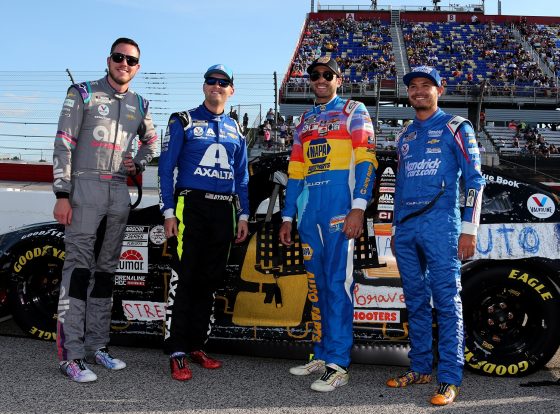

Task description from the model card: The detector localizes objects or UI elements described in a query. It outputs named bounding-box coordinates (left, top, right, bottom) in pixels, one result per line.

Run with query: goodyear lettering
left=507, top=269, right=553, bottom=300
left=464, top=348, right=529, bottom=375
left=29, top=326, right=56, bottom=341
left=13, top=245, right=65, bottom=273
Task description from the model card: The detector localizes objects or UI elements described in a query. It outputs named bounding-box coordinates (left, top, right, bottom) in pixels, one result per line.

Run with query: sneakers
left=92, top=347, right=126, bottom=370
left=170, top=353, right=192, bottom=381
left=189, top=350, right=222, bottom=369
left=310, top=363, right=349, bottom=392
left=386, top=369, right=432, bottom=388
left=431, top=383, right=459, bottom=406
left=289, top=359, right=326, bottom=376
left=60, top=359, right=97, bottom=383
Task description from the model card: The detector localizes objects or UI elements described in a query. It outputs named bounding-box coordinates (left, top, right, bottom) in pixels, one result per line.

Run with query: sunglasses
left=110, top=52, right=139, bottom=67
left=205, top=77, right=231, bottom=87
left=310, top=71, right=336, bottom=82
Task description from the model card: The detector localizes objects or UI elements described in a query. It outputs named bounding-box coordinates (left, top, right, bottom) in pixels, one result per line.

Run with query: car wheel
left=8, top=239, right=64, bottom=341
left=462, top=264, right=560, bottom=377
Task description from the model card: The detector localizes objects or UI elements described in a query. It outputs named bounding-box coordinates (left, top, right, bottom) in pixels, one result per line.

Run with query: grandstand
left=278, top=3, right=560, bottom=182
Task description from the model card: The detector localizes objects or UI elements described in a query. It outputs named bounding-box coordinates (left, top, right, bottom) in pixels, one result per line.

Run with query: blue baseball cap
left=403, top=66, right=442, bottom=87
left=204, top=64, right=234, bottom=83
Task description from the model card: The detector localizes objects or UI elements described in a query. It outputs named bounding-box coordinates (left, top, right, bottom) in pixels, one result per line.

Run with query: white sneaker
left=289, top=359, right=326, bottom=376
left=60, top=359, right=97, bottom=383
left=310, top=363, right=349, bottom=392
left=92, top=347, right=126, bottom=370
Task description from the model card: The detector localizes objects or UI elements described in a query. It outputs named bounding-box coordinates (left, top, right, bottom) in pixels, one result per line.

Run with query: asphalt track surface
left=0, top=319, right=558, bottom=414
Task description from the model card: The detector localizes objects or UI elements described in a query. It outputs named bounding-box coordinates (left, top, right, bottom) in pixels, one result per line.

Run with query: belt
left=179, top=188, right=234, bottom=203
left=73, top=171, right=127, bottom=182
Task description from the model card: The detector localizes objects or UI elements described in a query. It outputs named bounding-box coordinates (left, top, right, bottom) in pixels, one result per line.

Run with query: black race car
left=0, top=151, right=559, bottom=377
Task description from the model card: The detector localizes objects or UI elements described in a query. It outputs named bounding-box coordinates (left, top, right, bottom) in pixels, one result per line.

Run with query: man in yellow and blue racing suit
left=279, top=57, right=377, bottom=392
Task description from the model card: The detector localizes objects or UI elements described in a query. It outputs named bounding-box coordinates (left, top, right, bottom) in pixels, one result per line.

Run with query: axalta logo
left=527, top=194, right=555, bottom=219
left=306, top=138, right=330, bottom=164
left=405, top=158, right=441, bottom=177
left=194, top=143, right=233, bottom=180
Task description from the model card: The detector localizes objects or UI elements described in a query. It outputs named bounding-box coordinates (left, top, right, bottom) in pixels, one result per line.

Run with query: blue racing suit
left=158, top=103, right=249, bottom=354
left=393, top=108, right=485, bottom=386
left=282, top=96, right=377, bottom=368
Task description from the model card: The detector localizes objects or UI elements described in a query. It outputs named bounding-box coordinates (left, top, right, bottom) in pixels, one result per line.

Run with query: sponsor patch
left=427, top=138, right=440, bottom=144
left=126, top=104, right=136, bottom=113
left=466, top=189, right=476, bottom=207
left=401, top=143, right=409, bottom=157
left=206, top=128, right=216, bottom=137
left=302, top=243, right=313, bottom=260
left=426, top=147, right=441, bottom=154
left=64, top=98, right=75, bottom=108
left=329, top=215, right=345, bottom=233
left=404, top=131, right=417, bottom=142
left=428, top=130, right=442, bottom=137
left=405, top=158, right=441, bottom=177
left=116, top=247, right=148, bottom=274
left=97, top=104, right=109, bottom=116
left=193, top=127, right=203, bottom=137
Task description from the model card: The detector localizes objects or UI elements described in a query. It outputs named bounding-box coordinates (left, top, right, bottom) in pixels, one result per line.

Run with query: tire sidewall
left=462, top=264, right=560, bottom=377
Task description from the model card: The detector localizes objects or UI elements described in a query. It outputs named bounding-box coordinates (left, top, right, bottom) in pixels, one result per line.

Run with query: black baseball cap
left=306, top=57, right=341, bottom=77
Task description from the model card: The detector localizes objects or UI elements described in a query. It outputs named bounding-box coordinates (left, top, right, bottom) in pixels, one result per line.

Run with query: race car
left=0, top=151, right=558, bottom=377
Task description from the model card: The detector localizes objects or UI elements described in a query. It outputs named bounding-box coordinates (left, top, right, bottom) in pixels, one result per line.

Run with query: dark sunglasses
left=205, top=77, right=231, bottom=87
left=110, top=52, right=139, bottom=67
left=310, top=71, right=336, bottom=82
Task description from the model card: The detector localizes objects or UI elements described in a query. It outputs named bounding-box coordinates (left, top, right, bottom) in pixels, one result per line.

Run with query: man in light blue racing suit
left=386, top=66, right=485, bottom=406
left=53, top=38, right=158, bottom=383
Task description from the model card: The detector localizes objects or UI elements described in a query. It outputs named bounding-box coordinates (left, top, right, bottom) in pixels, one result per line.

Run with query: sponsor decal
left=428, top=130, right=442, bottom=137
left=194, top=143, right=234, bottom=180
left=378, top=193, right=394, bottom=204
left=474, top=223, right=560, bottom=260
left=116, top=247, right=148, bottom=274
left=306, top=272, right=322, bottom=343
left=306, top=180, right=330, bottom=187
left=122, top=300, right=166, bottom=321
left=64, top=98, right=75, bottom=108
left=404, top=132, right=417, bottom=142
left=97, top=104, right=110, bottom=116
left=427, top=138, right=440, bottom=144
left=401, top=143, right=409, bottom=157
left=193, top=126, right=203, bottom=137
left=329, top=215, right=345, bottom=233
left=378, top=211, right=393, bottom=220
left=302, top=243, right=313, bottom=260
left=377, top=204, right=394, bottom=211
left=426, top=147, right=441, bottom=154
left=224, top=124, right=237, bottom=132
left=354, top=310, right=400, bottom=323
left=206, top=128, right=216, bottom=137
left=466, top=189, right=476, bottom=207
left=21, top=229, right=64, bottom=240
left=165, top=270, right=178, bottom=339
left=527, top=194, right=555, bottom=219
left=126, top=114, right=136, bottom=121
left=507, top=269, right=553, bottom=300
left=405, top=158, right=441, bottom=177
left=192, top=121, right=208, bottom=127
left=464, top=346, right=529, bottom=375
left=483, top=174, right=519, bottom=188
left=149, top=225, right=166, bottom=245
left=306, top=138, right=330, bottom=164
left=381, top=167, right=395, bottom=179
left=115, top=274, right=146, bottom=287
left=354, top=284, right=405, bottom=308
left=379, top=186, right=395, bottom=193
left=126, top=104, right=136, bottom=113
left=95, top=96, right=111, bottom=104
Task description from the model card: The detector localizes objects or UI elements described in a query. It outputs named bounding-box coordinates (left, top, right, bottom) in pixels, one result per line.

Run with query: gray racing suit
left=54, top=76, right=158, bottom=361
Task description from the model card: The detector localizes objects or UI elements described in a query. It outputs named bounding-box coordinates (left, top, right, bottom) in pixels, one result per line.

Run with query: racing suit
left=158, top=104, right=249, bottom=354
left=54, top=76, right=158, bottom=361
left=282, top=96, right=377, bottom=368
left=393, top=108, right=485, bottom=386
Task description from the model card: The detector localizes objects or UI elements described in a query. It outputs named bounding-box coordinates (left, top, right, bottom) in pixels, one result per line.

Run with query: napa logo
left=527, top=194, right=555, bottom=219
left=306, top=138, right=330, bottom=164
left=302, top=243, right=313, bottom=261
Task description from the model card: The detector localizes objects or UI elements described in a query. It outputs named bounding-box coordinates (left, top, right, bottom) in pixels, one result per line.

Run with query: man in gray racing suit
left=53, top=38, right=158, bottom=383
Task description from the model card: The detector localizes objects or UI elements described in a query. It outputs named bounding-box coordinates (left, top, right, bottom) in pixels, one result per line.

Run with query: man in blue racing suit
left=279, top=57, right=377, bottom=392
left=158, top=64, right=249, bottom=381
left=386, top=66, right=485, bottom=406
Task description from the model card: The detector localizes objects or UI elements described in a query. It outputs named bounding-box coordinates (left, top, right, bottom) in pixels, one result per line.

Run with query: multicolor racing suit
left=393, top=108, right=485, bottom=386
left=54, top=76, right=158, bottom=361
left=158, top=104, right=249, bottom=354
left=282, top=95, right=377, bottom=368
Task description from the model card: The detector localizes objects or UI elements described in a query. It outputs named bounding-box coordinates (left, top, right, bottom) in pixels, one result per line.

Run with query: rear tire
left=462, top=264, right=560, bottom=377
left=8, top=239, right=64, bottom=341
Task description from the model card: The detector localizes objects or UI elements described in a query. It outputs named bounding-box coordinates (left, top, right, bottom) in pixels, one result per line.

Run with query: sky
left=0, top=0, right=555, bottom=75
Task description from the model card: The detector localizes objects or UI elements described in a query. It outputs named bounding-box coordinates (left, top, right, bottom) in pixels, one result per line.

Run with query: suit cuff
left=282, top=216, right=293, bottom=223
left=163, top=208, right=175, bottom=219
left=351, top=198, right=368, bottom=210
left=461, top=221, right=478, bottom=235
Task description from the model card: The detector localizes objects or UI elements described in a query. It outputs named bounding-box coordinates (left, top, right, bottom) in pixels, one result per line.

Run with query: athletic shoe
left=430, top=383, right=459, bottom=406
left=289, top=359, right=326, bottom=376
left=91, top=347, right=126, bottom=370
left=60, top=359, right=97, bottom=383
left=310, top=363, right=349, bottom=392
left=170, top=353, right=192, bottom=381
left=386, top=369, right=432, bottom=388
left=189, top=350, right=222, bottom=369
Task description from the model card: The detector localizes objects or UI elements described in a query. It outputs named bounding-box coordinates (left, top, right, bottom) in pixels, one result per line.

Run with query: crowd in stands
left=492, top=120, right=560, bottom=157
left=517, top=21, right=560, bottom=78
left=287, top=16, right=396, bottom=90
